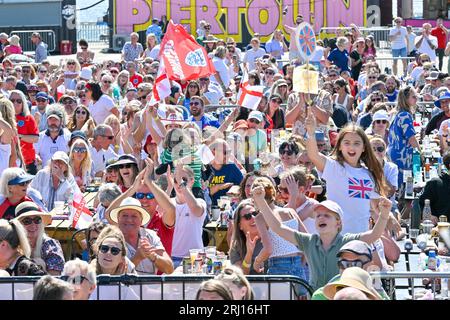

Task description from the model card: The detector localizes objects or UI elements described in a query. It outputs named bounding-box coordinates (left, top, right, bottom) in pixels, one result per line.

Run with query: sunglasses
left=76, top=110, right=87, bottom=115
left=22, top=216, right=42, bottom=226
left=102, top=135, right=114, bottom=140
left=10, top=99, right=22, bottom=104
left=329, top=74, right=338, bottom=78
left=99, top=244, right=122, bottom=256
left=368, top=76, right=378, bottom=80
left=73, top=147, right=87, bottom=153
left=22, top=69, right=30, bottom=73
left=110, top=70, right=119, bottom=74
left=265, top=71, right=275, bottom=75
left=103, top=81, right=112, bottom=84
left=372, top=146, right=385, bottom=152
left=81, top=47, right=88, bottom=50
left=241, top=211, right=259, bottom=221
left=371, top=98, right=382, bottom=102
left=134, top=192, right=155, bottom=200
left=249, top=118, right=260, bottom=124
left=139, top=95, right=148, bottom=101
left=338, top=259, right=369, bottom=269
left=374, top=120, right=388, bottom=125
left=67, top=62, right=76, bottom=65
left=39, top=70, right=47, bottom=73
left=271, top=99, right=282, bottom=104
left=190, top=101, right=201, bottom=106
left=78, top=94, right=86, bottom=99
left=36, top=98, right=47, bottom=103
left=199, top=78, right=209, bottom=81
left=16, top=181, right=31, bottom=186
left=280, top=149, right=294, bottom=156
left=61, top=275, right=89, bottom=285
left=118, top=164, right=133, bottom=169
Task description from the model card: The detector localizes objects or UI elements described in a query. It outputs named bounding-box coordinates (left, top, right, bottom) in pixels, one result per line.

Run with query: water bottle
left=428, top=250, right=437, bottom=271
left=423, top=136, right=432, bottom=158
left=412, top=148, right=421, bottom=181
left=418, top=252, right=428, bottom=270
left=437, top=157, right=443, bottom=176
left=423, top=199, right=433, bottom=222
left=424, top=158, right=431, bottom=181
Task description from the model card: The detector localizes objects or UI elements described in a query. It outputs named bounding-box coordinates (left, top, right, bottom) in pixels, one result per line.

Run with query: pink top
left=4, top=45, right=22, bottom=55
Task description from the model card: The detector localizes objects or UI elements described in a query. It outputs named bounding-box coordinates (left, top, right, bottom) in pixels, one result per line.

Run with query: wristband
left=242, top=260, right=251, bottom=268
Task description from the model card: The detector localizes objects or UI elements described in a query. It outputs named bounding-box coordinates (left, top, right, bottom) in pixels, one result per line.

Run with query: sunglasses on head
left=118, top=164, right=133, bottom=169
left=134, top=192, right=155, bottom=200
left=99, top=244, right=122, bottom=256
left=10, top=99, right=22, bottom=104
left=73, top=147, right=87, bottom=153
left=76, top=110, right=87, bottom=115
left=374, top=120, right=387, bottom=125
left=22, top=216, right=42, bottom=226
left=241, top=211, right=259, bottom=221
left=338, top=259, right=369, bottom=269
left=372, top=146, right=385, bottom=152
left=61, top=275, right=89, bottom=285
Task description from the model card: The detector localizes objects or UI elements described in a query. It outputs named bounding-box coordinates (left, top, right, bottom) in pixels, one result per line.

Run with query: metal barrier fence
left=10, top=30, right=56, bottom=52
left=374, top=56, right=415, bottom=75
left=370, top=271, right=450, bottom=300
left=77, top=22, right=109, bottom=44
left=318, top=27, right=422, bottom=50
left=0, top=275, right=313, bottom=300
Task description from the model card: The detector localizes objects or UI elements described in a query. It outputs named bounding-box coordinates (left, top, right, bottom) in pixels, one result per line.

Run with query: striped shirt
left=161, top=148, right=202, bottom=188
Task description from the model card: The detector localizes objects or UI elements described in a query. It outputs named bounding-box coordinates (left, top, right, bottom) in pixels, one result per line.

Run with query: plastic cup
left=410, top=228, right=419, bottom=240
left=94, top=177, right=102, bottom=186
left=54, top=201, right=65, bottom=214
left=205, top=246, right=216, bottom=258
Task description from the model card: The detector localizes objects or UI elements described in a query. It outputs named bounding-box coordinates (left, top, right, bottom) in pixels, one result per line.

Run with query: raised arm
left=359, top=197, right=391, bottom=244
left=252, top=185, right=298, bottom=245
left=305, top=108, right=327, bottom=172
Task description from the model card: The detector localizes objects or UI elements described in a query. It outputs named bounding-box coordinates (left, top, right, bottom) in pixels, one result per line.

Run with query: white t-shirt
left=321, top=158, right=379, bottom=234
left=415, top=35, right=438, bottom=61
left=144, top=45, right=160, bottom=60
left=384, top=161, right=399, bottom=190
left=243, top=48, right=266, bottom=71
left=389, top=26, right=408, bottom=50
left=0, top=143, right=10, bottom=173
left=410, top=66, right=424, bottom=83
left=171, top=198, right=207, bottom=258
left=407, top=33, right=417, bottom=53
left=89, top=94, right=116, bottom=125
left=89, top=145, right=118, bottom=174
left=210, top=57, right=230, bottom=88
left=34, top=129, right=72, bottom=167
left=295, top=197, right=319, bottom=234
left=310, top=46, right=325, bottom=63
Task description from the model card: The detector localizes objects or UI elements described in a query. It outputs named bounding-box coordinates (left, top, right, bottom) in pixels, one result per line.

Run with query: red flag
left=159, top=20, right=216, bottom=81
left=236, top=68, right=264, bottom=110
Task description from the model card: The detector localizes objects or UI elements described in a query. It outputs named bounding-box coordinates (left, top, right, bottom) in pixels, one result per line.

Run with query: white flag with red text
left=236, top=68, right=264, bottom=110
left=69, top=192, right=93, bottom=230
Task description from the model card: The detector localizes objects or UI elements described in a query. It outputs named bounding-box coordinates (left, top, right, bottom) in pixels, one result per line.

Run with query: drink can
left=182, top=257, right=191, bottom=274
left=194, top=257, right=203, bottom=273
left=213, top=260, right=222, bottom=275
left=198, top=252, right=207, bottom=264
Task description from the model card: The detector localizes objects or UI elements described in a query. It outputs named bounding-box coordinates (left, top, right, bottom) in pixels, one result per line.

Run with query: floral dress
left=387, top=111, right=416, bottom=186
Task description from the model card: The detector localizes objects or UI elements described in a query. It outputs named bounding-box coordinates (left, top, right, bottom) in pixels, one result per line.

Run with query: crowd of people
left=0, top=14, right=449, bottom=300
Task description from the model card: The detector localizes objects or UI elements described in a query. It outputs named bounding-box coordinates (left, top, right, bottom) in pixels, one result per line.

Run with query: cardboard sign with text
left=293, top=67, right=319, bottom=94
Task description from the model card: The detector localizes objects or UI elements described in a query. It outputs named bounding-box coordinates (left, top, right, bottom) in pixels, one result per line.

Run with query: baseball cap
left=0, top=33, right=8, bottom=40
left=248, top=111, right=264, bottom=123
left=59, top=95, right=76, bottom=103
left=355, top=37, right=365, bottom=43
left=372, top=110, right=390, bottom=122
left=52, top=151, right=69, bottom=165
left=269, top=93, right=282, bottom=103
left=7, top=170, right=34, bottom=186
left=314, top=200, right=344, bottom=219
left=35, top=92, right=49, bottom=100
left=31, top=32, right=41, bottom=38
left=337, top=240, right=373, bottom=260
left=70, top=130, right=88, bottom=144
left=315, top=130, right=326, bottom=141
left=435, top=91, right=450, bottom=108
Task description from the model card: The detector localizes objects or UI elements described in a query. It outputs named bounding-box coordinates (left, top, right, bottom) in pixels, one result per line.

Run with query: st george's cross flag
left=236, top=68, right=264, bottom=110
left=69, top=192, right=93, bottom=230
